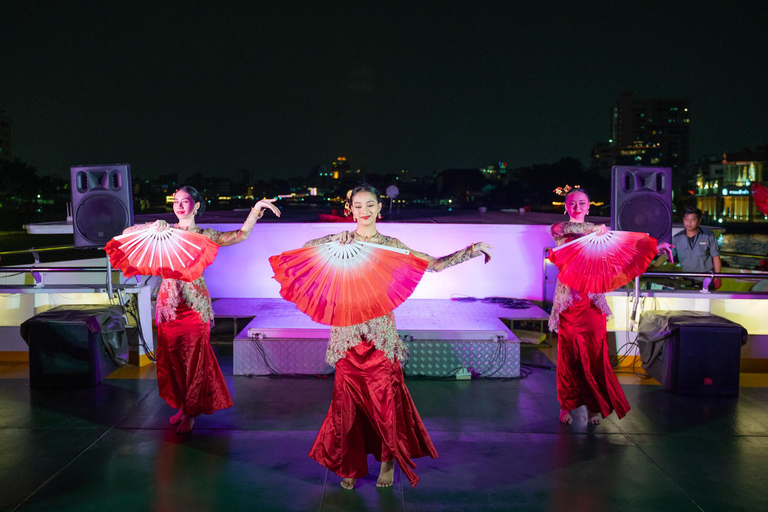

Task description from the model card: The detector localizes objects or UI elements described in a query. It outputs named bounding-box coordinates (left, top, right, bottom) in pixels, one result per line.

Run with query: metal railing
left=0, top=244, right=81, bottom=265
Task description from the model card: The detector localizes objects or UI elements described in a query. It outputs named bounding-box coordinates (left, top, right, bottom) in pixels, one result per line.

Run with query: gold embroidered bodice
left=548, top=221, right=612, bottom=332
left=155, top=226, right=223, bottom=324
left=303, top=231, right=482, bottom=365
left=125, top=208, right=264, bottom=324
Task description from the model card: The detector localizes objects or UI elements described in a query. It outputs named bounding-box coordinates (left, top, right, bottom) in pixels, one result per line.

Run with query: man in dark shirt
left=672, top=207, right=721, bottom=289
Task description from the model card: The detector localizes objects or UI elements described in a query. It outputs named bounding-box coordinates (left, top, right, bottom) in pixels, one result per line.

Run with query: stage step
left=221, top=299, right=549, bottom=379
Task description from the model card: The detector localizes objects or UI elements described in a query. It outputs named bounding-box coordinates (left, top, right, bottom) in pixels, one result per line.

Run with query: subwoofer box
left=638, top=311, right=746, bottom=396
left=20, top=305, right=128, bottom=387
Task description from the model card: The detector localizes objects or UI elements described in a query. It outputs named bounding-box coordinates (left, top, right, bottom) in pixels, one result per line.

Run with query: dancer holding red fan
left=271, top=184, right=491, bottom=489
left=120, top=186, right=280, bottom=434
left=548, top=185, right=673, bottom=426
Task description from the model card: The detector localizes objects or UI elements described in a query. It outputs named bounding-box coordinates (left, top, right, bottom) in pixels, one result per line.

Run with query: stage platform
left=212, top=298, right=550, bottom=378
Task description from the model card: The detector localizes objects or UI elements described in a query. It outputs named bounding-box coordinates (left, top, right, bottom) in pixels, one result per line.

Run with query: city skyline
left=2, top=1, right=766, bottom=181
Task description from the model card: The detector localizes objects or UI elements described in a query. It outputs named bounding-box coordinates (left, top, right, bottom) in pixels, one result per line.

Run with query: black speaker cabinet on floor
left=70, top=164, right=134, bottom=248
left=638, top=311, right=746, bottom=396
left=611, top=166, right=672, bottom=244
left=20, top=305, right=128, bottom=387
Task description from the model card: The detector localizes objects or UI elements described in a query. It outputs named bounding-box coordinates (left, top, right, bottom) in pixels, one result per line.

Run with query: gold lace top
left=548, top=221, right=612, bottom=332
left=303, top=231, right=482, bottom=365
left=125, top=208, right=264, bottom=324
left=154, top=226, right=221, bottom=324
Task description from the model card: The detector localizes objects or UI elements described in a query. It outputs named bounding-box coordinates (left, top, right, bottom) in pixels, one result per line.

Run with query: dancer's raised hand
left=253, top=198, right=281, bottom=218
left=472, top=242, right=493, bottom=263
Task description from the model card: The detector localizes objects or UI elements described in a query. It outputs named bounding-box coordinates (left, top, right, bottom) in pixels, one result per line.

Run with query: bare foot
left=588, top=412, right=602, bottom=425
left=376, top=461, right=395, bottom=487
left=176, top=415, right=195, bottom=434
left=170, top=408, right=184, bottom=425
left=559, top=409, right=573, bottom=425
left=340, top=478, right=356, bottom=490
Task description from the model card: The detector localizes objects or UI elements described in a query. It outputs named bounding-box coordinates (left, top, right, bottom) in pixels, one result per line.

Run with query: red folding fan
left=753, top=182, right=768, bottom=216
left=269, top=241, right=429, bottom=326
left=548, top=230, right=658, bottom=293
left=105, top=226, right=219, bottom=282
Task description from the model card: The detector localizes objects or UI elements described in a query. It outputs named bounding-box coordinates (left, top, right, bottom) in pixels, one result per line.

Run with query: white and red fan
left=548, top=230, right=658, bottom=293
left=105, top=226, right=219, bottom=282
left=269, top=241, right=429, bottom=326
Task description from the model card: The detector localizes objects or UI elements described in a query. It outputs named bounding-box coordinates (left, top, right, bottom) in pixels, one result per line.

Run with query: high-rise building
left=331, top=156, right=360, bottom=178
left=0, top=112, right=11, bottom=162
left=592, top=92, right=690, bottom=173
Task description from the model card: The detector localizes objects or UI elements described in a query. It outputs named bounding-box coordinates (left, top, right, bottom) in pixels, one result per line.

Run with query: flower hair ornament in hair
left=554, top=184, right=580, bottom=197
left=343, top=189, right=353, bottom=217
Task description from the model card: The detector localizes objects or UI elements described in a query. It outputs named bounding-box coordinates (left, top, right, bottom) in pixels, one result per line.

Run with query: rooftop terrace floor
left=1, top=338, right=767, bottom=512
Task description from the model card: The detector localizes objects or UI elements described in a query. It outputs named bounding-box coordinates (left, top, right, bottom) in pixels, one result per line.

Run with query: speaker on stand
left=611, top=166, right=672, bottom=244
left=612, top=166, right=673, bottom=327
left=70, top=164, right=134, bottom=249
left=70, top=164, right=134, bottom=299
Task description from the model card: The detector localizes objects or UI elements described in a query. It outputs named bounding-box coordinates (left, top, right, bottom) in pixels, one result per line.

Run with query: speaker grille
left=74, top=194, right=129, bottom=245
left=617, top=195, right=672, bottom=241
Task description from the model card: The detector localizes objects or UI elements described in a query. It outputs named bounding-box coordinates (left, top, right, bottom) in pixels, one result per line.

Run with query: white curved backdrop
left=200, top=222, right=554, bottom=301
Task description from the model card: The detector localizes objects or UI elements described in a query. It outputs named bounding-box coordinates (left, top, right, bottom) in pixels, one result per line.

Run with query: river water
left=719, top=233, right=768, bottom=269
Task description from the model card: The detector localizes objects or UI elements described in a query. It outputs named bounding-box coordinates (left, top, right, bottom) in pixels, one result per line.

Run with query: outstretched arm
left=550, top=221, right=600, bottom=242
left=217, top=199, right=281, bottom=247
left=399, top=241, right=492, bottom=272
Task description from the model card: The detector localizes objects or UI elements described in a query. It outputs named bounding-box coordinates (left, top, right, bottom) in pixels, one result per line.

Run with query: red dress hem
left=556, top=297, right=630, bottom=419
left=309, top=340, right=437, bottom=486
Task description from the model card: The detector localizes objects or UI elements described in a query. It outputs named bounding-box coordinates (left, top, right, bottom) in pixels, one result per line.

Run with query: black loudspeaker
left=611, top=166, right=672, bottom=244
left=70, top=164, right=134, bottom=248
left=639, top=312, right=745, bottom=396
left=20, top=305, right=128, bottom=387
left=664, top=325, right=742, bottom=395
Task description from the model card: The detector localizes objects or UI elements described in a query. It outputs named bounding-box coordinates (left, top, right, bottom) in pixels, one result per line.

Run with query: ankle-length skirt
left=309, top=339, right=438, bottom=486
left=156, top=304, right=233, bottom=417
left=556, top=297, right=630, bottom=419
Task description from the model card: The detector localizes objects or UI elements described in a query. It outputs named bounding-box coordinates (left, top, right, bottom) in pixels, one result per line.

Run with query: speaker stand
left=105, top=249, right=114, bottom=300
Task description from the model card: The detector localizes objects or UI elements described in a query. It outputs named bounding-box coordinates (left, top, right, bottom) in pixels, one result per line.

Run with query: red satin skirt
left=309, top=340, right=438, bottom=487
left=156, top=305, right=233, bottom=417
left=556, top=297, right=630, bottom=419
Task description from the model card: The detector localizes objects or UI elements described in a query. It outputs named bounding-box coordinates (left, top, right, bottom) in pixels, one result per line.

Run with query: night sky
left=2, top=1, right=766, bottom=181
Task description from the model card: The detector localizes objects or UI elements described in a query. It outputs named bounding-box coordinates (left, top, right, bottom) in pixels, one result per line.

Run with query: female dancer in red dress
left=124, top=186, right=280, bottom=433
left=304, top=185, right=492, bottom=489
left=549, top=187, right=672, bottom=425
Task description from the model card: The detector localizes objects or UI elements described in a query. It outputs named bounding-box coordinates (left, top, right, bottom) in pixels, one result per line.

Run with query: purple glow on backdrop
left=200, top=223, right=554, bottom=300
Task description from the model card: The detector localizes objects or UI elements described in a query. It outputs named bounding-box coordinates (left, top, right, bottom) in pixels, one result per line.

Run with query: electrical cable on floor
left=450, top=295, right=534, bottom=309
left=609, top=289, right=651, bottom=379
left=117, top=289, right=156, bottom=362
